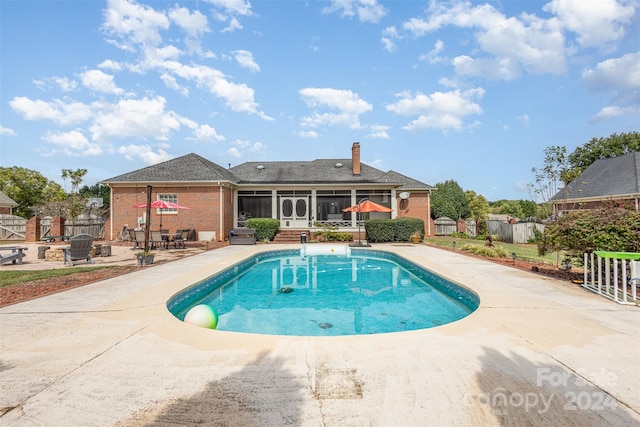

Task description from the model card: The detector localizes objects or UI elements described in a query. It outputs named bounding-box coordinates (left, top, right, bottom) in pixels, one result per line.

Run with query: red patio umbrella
left=343, top=199, right=392, bottom=246
left=342, top=200, right=392, bottom=213
left=132, top=200, right=190, bottom=230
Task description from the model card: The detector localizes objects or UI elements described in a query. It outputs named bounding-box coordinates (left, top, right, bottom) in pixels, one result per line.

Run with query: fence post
left=25, top=216, right=41, bottom=242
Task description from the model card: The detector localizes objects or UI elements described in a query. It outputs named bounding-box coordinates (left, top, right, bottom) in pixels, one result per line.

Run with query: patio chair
left=150, top=230, right=166, bottom=250
left=173, top=229, right=189, bottom=249
left=62, top=234, right=95, bottom=267
left=132, top=230, right=146, bottom=250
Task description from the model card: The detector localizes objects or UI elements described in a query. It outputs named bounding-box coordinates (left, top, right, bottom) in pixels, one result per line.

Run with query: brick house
left=0, top=191, right=18, bottom=215
left=551, top=151, right=640, bottom=215
left=101, top=142, right=435, bottom=241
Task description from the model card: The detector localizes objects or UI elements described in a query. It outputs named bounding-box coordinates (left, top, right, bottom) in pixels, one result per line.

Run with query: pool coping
left=1, top=244, right=639, bottom=426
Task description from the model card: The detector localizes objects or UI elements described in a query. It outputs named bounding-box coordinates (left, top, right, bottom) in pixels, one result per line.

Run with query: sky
left=1, top=0, right=638, bottom=201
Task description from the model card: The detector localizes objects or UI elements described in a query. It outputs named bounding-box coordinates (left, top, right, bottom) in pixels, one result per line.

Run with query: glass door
left=280, top=196, right=309, bottom=228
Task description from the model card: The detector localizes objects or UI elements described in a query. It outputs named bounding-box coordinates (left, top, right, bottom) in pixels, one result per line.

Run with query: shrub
left=246, top=218, right=280, bottom=241
left=365, top=217, right=425, bottom=242
left=365, top=219, right=396, bottom=242
left=450, top=231, right=469, bottom=239
left=460, top=243, right=509, bottom=258
left=538, top=207, right=640, bottom=255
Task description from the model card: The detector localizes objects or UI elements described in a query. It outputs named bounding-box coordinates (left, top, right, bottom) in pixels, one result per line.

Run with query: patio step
left=273, top=229, right=309, bottom=244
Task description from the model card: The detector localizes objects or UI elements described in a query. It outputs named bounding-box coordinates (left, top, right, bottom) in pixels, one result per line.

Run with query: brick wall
left=396, top=192, right=435, bottom=236
left=109, top=185, right=229, bottom=241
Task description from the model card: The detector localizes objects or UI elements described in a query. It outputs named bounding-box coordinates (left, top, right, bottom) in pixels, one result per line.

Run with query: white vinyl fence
left=582, top=251, right=640, bottom=305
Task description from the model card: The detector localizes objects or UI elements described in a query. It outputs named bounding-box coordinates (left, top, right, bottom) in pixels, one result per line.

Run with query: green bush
left=460, top=243, right=509, bottom=258
left=364, top=217, right=424, bottom=242
left=450, top=231, right=469, bottom=239
left=246, top=218, right=280, bottom=241
left=538, top=207, right=640, bottom=255
left=365, top=219, right=396, bottom=242
left=395, top=217, right=424, bottom=241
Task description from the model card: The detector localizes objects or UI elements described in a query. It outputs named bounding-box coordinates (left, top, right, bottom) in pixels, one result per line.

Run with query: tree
left=566, top=132, right=640, bottom=182
left=61, top=169, right=87, bottom=231
left=465, top=190, right=489, bottom=220
left=529, top=145, right=570, bottom=218
left=431, top=180, right=470, bottom=219
left=490, top=199, right=525, bottom=218
left=0, top=167, right=65, bottom=218
left=80, top=183, right=110, bottom=214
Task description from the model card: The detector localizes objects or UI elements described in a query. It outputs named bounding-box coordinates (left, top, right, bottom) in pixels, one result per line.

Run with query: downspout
left=427, top=190, right=432, bottom=237
left=219, top=183, right=223, bottom=242
left=109, top=185, right=114, bottom=240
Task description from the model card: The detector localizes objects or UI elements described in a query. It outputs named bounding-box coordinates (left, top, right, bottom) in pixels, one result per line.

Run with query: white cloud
left=0, top=126, right=16, bottom=136
left=367, top=125, right=390, bottom=139
left=80, top=69, right=124, bottom=94
left=102, top=0, right=170, bottom=49
left=386, top=88, right=484, bottom=132
left=227, top=147, right=242, bottom=158
left=42, top=130, right=103, bottom=156
left=589, top=105, right=637, bottom=122
left=297, top=130, right=319, bottom=138
left=299, top=88, right=373, bottom=130
left=205, top=0, right=253, bottom=17
left=582, top=51, right=640, bottom=93
left=89, top=96, right=182, bottom=142
left=583, top=51, right=640, bottom=120
left=419, top=40, right=445, bottom=64
left=193, top=124, right=225, bottom=142
left=323, top=0, right=388, bottom=23
left=9, top=97, right=94, bottom=126
left=232, top=50, right=260, bottom=72
left=169, top=6, right=209, bottom=38
left=381, top=26, right=399, bottom=52
left=53, top=77, right=78, bottom=92
left=543, top=0, right=634, bottom=49
left=160, top=61, right=271, bottom=119
left=401, top=1, right=567, bottom=78
left=117, top=144, right=173, bottom=165
left=299, top=88, right=372, bottom=114
left=98, top=59, right=123, bottom=71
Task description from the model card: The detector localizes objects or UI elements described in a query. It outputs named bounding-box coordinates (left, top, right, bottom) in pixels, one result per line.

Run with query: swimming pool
left=167, top=248, right=479, bottom=336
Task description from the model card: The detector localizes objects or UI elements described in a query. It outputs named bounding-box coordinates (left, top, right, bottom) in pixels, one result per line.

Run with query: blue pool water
left=168, top=249, right=479, bottom=336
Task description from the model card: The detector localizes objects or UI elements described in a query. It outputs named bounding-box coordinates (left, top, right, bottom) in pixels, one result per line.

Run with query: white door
left=280, top=197, right=309, bottom=228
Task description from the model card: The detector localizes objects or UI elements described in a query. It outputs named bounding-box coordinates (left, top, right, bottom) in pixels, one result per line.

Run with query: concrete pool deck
left=1, top=244, right=638, bottom=426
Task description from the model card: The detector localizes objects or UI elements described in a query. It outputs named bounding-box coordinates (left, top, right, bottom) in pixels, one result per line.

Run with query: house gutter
left=219, top=183, right=224, bottom=241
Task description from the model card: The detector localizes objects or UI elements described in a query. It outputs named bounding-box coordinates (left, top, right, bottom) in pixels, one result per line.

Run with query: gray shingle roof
left=101, top=153, right=434, bottom=190
left=551, top=151, right=640, bottom=200
left=101, top=153, right=239, bottom=184
left=0, top=191, right=17, bottom=206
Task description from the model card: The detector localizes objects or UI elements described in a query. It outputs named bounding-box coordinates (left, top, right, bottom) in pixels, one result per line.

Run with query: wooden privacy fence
left=435, top=217, right=456, bottom=236
left=0, top=215, right=26, bottom=241
left=0, top=215, right=104, bottom=241
left=434, top=217, right=477, bottom=237
left=64, top=216, right=105, bottom=239
left=486, top=220, right=545, bottom=244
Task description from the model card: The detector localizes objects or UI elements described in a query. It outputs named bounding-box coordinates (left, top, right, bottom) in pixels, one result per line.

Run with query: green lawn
left=423, top=236, right=561, bottom=265
left=0, top=267, right=111, bottom=288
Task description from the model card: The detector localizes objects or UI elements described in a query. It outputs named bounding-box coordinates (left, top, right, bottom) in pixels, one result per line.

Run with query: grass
left=423, top=236, right=561, bottom=265
left=0, top=266, right=112, bottom=288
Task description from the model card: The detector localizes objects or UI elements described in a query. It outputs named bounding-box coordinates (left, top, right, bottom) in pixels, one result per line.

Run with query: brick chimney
left=352, top=142, right=361, bottom=175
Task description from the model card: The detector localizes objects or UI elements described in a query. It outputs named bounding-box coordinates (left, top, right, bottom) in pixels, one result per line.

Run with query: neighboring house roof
left=551, top=152, right=640, bottom=201
left=0, top=191, right=17, bottom=207
left=101, top=153, right=239, bottom=184
left=102, top=153, right=435, bottom=190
